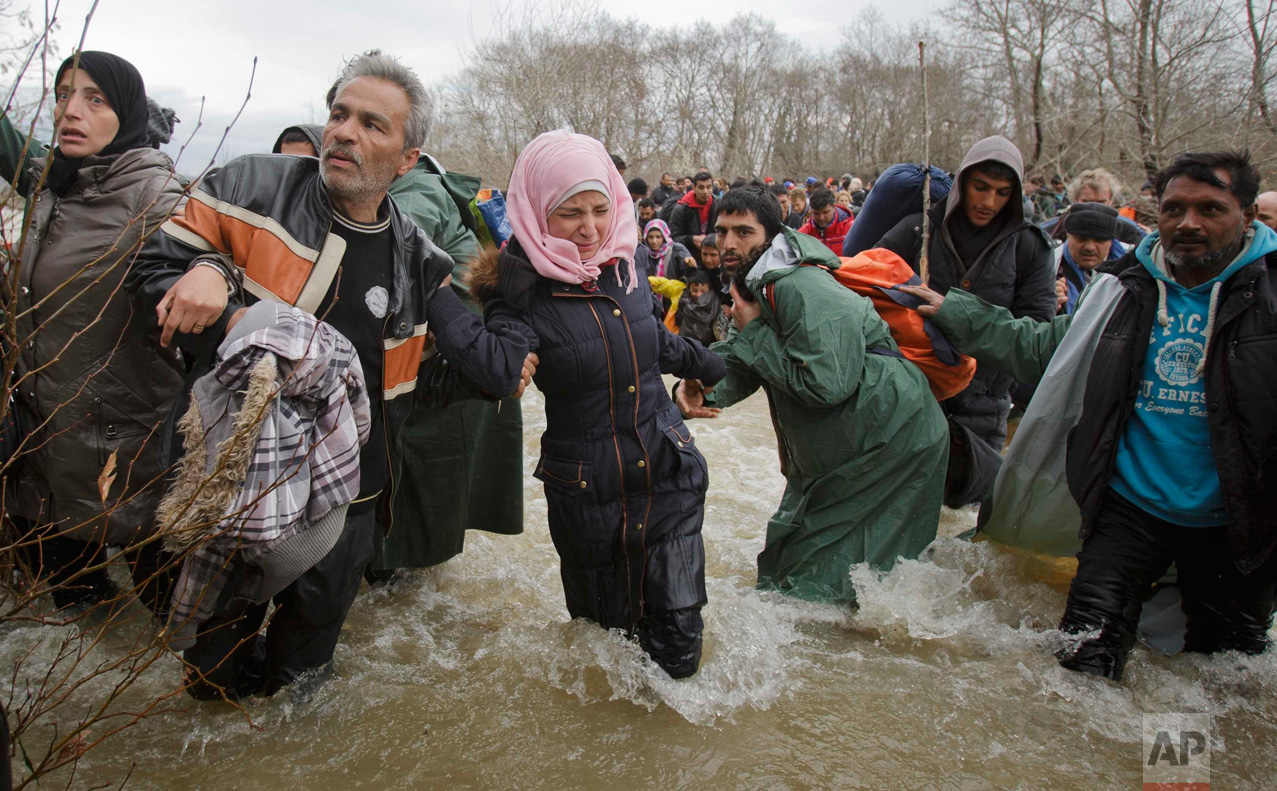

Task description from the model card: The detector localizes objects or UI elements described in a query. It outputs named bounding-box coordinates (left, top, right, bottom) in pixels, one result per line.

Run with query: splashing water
left=5, top=383, right=1275, bottom=789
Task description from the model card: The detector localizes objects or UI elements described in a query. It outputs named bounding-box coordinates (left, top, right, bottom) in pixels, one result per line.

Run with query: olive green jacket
left=378, top=159, right=523, bottom=570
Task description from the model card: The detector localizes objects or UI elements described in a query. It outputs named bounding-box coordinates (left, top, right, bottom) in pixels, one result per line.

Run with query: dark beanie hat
left=1063, top=202, right=1120, bottom=241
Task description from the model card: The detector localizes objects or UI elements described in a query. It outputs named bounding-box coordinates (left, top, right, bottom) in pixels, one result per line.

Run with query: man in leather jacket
left=127, top=51, right=534, bottom=699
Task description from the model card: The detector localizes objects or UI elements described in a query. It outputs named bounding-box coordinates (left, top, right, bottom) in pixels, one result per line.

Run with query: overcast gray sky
left=12, top=0, right=944, bottom=175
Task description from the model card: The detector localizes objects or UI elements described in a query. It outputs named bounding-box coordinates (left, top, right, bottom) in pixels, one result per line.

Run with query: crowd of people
left=2, top=46, right=1275, bottom=715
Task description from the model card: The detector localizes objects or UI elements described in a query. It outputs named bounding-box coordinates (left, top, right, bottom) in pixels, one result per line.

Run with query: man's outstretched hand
left=897, top=284, right=945, bottom=318
left=675, top=378, right=720, bottom=419
left=513, top=352, right=539, bottom=398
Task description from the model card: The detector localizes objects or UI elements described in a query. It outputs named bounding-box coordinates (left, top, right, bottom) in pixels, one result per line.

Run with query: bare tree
left=946, top=0, right=1076, bottom=169
left=1242, top=0, right=1277, bottom=137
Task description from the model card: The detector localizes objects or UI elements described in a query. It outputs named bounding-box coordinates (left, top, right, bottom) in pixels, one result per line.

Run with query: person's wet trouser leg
left=1058, top=492, right=1173, bottom=681
left=183, top=601, right=270, bottom=701
left=1059, top=491, right=1277, bottom=681
left=16, top=526, right=114, bottom=609
left=184, top=509, right=374, bottom=700
left=11, top=515, right=175, bottom=614
left=259, top=509, right=374, bottom=696
left=1178, top=531, right=1277, bottom=656
left=638, top=606, right=704, bottom=679
left=122, top=540, right=178, bottom=617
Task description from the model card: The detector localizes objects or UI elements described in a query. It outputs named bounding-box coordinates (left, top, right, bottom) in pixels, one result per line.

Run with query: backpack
left=830, top=248, right=976, bottom=401
left=841, top=164, right=952, bottom=257
left=659, top=196, right=681, bottom=225
left=419, top=154, right=482, bottom=235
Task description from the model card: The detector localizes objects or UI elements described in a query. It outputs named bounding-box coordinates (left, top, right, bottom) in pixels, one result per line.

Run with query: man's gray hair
left=326, top=50, right=432, bottom=150
left=1068, top=168, right=1123, bottom=204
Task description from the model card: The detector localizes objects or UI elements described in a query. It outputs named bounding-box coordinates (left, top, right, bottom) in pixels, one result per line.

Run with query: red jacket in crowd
left=798, top=206, right=854, bottom=255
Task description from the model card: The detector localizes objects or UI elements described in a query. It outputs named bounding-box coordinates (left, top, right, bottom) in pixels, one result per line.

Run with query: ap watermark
left=1143, top=713, right=1211, bottom=790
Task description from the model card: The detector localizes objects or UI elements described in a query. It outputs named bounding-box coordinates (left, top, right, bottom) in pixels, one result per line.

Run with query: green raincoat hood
left=745, top=225, right=842, bottom=293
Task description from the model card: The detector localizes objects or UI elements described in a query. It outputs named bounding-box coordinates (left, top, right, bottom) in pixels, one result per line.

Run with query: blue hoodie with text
left=1110, top=221, right=1277, bottom=526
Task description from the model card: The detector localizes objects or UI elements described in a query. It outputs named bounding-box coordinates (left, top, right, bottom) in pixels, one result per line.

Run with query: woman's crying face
left=547, top=190, right=612, bottom=261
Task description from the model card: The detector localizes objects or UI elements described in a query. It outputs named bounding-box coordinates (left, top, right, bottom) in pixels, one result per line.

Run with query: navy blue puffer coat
left=463, top=239, right=725, bottom=676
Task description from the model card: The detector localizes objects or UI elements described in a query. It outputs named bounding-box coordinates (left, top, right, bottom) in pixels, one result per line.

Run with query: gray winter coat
left=0, top=120, right=186, bottom=543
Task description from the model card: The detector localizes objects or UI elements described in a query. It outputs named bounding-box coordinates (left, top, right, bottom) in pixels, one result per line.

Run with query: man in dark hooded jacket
left=272, top=124, right=323, bottom=157
left=669, top=172, right=718, bottom=265
left=877, top=135, right=1055, bottom=507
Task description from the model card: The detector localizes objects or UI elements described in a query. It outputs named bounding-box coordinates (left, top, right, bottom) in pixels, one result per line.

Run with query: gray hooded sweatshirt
left=877, top=135, right=1056, bottom=507
left=271, top=124, right=324, bottom=156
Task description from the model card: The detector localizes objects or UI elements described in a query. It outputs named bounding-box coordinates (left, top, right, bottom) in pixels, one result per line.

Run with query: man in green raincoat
left=381, top=154, right=524, bottom=573
left=676, top=186, right=948, bottom=604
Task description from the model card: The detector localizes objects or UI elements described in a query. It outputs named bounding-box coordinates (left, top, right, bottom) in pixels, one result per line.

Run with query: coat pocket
left=661, top=422, right=708, bottom=491
left=533, top=453, right=593, bottom=495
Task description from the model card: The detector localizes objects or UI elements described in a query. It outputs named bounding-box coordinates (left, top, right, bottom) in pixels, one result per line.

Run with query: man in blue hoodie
left=902, top=150, right=1277, bottom=681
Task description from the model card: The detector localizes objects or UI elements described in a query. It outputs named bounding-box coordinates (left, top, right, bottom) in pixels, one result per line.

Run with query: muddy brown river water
left=5, top=384, right=1276, bottom=789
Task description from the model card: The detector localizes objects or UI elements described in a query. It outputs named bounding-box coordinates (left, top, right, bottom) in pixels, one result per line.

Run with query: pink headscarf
left=506, top=130, right=639, bottom=293
left=643, top=219, right=673, bottom=258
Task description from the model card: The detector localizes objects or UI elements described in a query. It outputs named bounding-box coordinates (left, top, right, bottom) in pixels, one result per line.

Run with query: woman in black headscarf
left=0, top=51, right=187, bottom=611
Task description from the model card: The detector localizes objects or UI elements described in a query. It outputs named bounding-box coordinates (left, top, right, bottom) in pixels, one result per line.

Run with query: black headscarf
left=47, top=51, right=151, bottom=196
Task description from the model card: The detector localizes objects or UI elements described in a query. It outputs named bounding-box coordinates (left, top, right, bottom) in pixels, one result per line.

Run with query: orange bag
left=664, top=305, right=679, bottom=334
left=830, top=248, right=977, bottom=401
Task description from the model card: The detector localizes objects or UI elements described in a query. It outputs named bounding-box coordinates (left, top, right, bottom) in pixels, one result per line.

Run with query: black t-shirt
left=319, top=209, right=395, bottom=504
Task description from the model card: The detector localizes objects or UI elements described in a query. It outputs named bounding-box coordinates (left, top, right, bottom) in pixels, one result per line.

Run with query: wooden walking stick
left=918, top=40, right=932, bottom=286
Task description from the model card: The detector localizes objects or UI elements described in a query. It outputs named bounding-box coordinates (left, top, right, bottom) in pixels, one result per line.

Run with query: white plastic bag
left=979, top=274, right=1126, bottom=556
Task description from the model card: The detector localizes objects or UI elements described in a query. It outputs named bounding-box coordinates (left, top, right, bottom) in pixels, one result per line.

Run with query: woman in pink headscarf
left=635, top=219, right=695, bottom=280
left=463, top=130, right=725, bottom=678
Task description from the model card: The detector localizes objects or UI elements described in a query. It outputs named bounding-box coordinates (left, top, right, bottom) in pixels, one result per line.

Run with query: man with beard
left=877, top=135, right=1055, bottom=508
left=274, top=108, right=526, bottom=579
left=903, top=150, right=1277, bottom=681
left=274, top=113, right=527, bottom=578
left=127, top=51, right=535, bottom=698
left=637, top=198, right=658, bottom=227
left=675, top=187, right=947, bottom=606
